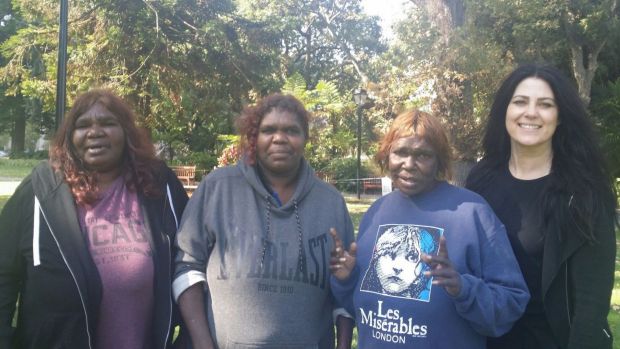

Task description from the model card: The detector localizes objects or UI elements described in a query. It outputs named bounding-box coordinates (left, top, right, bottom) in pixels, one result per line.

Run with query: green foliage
left=281, top=73, right=379, bottom=174
left=324, top=157, right=375, bottom=192
left=592, top=78, right=620, bottom=178
left=0, top=0, right=384, bottom=162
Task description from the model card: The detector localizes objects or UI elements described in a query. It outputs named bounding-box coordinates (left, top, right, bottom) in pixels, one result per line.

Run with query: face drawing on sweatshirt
left=361, top=224, right=441, bottom=301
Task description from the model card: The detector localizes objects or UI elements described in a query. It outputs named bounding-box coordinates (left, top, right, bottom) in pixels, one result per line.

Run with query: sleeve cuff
left=452, top=274, right=471, bottom=302
left=333, top=308, right=354, bottom=323
left=172, top=270, right=206, bottom=302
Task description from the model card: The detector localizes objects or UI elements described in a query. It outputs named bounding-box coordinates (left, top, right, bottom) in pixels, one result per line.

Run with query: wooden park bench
left=171, top=165, right=196, bottom=186
left=362, top=178, right=382, bottom=194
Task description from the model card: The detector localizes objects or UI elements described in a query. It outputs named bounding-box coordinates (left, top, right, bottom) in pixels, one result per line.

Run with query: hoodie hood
left=238, top=157, right=316, bottom=212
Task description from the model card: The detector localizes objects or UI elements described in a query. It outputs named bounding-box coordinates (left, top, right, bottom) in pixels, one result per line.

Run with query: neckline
left=504, top=164, right=549, bottom=183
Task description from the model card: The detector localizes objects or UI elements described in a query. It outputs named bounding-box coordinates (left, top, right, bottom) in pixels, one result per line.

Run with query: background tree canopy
left=0, top=0, right=618, bottom=178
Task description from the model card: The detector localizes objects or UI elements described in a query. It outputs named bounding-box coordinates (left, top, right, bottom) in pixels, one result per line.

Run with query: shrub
left=324, top=157, right=376, bottom=192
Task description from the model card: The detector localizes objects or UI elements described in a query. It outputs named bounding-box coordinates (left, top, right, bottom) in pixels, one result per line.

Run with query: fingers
left=421, top=235, right=461, bottom=296
left=330, top=228, right=343, bottom=255
left=328, top=229, right=356, bottom=281
left=348, top=242, right=357, bottom=258
left=421, top=235, right=450, bottom=268
left=437, top=235, right=449, bottom=259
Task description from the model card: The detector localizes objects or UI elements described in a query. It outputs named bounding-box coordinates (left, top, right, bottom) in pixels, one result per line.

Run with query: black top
left=476, top=166, right=558, bottom=349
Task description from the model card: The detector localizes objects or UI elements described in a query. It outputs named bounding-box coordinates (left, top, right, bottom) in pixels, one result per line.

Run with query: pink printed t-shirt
left=78, top=176, right=154, bottom=349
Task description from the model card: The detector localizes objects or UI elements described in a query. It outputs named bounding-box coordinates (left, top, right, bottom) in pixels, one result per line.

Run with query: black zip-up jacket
left=0, top=161, right=188, bottom=349
left=467, top=164, right=616, bottom=349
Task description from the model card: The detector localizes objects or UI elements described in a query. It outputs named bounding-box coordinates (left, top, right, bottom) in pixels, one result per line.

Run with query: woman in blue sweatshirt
left=330, top=109, right=529, bottom=349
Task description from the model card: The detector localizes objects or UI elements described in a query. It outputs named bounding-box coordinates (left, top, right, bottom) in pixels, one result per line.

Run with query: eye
left=539, top=101, right=556, bottom=109
left=285, top=127, right=301, bottom=135
left=406, top=250, right=419, bottom=262
left=260, top=126, right=276, bottom=134
left=512, top=99, right=527, bottom=106
left=417, top=153, right=431, bottom=160
left=74, top=121, right=90, bottom=129
left=392, top=148, right=408, bottom=157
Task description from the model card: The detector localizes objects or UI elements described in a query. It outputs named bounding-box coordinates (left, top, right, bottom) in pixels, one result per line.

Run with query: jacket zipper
left=163, top=234, right=173, bottom=348
left=565, top=263, right=572, bottom=329
left=38, top=204, right=94, bottom=349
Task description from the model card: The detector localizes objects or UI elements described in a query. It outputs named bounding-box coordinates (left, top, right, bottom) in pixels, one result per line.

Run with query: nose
left=524, top=102, right=538, bottom=119
left=392, top=266, right=402, bottom=275
left=86, top=123, right=104, bottom=137
left=272, top=130, right=287, bottom=143
left=402, top=155, right=416, bottom=171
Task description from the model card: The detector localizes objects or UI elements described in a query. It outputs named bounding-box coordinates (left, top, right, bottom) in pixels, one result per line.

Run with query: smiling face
left=505, top=77, right=559, bottom=153
left=71, top=103, right=125, bottom=175
left=256, top=109, right=306, bottom=179
left=388, top=135, right=439, bottom=197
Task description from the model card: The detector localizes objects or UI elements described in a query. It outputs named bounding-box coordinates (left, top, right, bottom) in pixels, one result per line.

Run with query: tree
left=237, top=0, right=385, bottom=91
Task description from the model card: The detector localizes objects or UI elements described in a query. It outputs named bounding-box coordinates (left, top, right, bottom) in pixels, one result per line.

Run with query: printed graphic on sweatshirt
left=360, top=224, right=442, bottom=301
left=359, top=299, right=429, bottom=344
left=217, top=226, right=331, bottom=292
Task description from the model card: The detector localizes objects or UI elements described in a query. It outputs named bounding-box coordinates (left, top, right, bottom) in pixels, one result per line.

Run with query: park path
left=0, top=181, right=20, bottom=196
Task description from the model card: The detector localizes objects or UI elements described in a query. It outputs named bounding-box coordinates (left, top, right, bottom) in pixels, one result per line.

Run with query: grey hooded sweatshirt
left=173, top=159, right=354, bottom=349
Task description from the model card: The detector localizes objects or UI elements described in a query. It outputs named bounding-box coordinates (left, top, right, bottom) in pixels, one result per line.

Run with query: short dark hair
left=376, top=109, right=453, bottom=181
left=235, top=93, right=310, bottom=166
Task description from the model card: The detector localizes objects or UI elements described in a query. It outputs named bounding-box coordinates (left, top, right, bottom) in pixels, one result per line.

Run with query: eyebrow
left=511, top=95, right=555, bottom=101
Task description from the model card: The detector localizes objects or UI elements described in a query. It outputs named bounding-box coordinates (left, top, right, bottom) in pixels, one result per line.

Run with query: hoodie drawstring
left=33, top=196, right=41, bottom=266
left=260, top=197, right=305, bottom=272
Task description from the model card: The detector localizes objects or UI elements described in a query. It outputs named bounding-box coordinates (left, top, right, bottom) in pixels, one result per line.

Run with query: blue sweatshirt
left=331, top=182, right=529, bottom=349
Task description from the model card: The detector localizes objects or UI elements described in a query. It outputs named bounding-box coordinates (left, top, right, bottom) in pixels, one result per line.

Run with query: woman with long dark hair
left=466, top=64, right=617, bottom=349
left=0, top=89, right=188, bottom=348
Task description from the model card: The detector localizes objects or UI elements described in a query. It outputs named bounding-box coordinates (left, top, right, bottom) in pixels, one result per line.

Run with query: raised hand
left=329, top=228, right=357, bottom=281
left=422, top=236, right=461, bottom=297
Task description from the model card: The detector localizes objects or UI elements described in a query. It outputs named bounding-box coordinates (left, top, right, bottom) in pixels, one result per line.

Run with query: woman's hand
left=422, top=236, right=461, bottom=296
left=329, top=228, right=357, bottom=281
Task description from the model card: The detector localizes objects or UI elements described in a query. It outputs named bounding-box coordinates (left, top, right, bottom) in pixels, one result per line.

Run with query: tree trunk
left=568, top=40, right=606, bottom=107
left=11, top=113, right=26, bottom=154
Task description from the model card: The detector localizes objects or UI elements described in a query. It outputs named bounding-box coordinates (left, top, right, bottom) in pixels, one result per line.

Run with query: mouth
left=518, top=123, right=541, bottom=129
left=397, top=175, right=418, bottom=185
left=387, top=276, right=403, bottom=283
left=269, top=150, right=292, bottom=158
left=85, top=144, right=109, bottom=155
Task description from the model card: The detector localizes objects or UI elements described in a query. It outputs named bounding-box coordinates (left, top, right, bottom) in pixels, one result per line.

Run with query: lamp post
left=352, top=88, right=368, bottom=199
left=55, top=0, right=68, bottom=130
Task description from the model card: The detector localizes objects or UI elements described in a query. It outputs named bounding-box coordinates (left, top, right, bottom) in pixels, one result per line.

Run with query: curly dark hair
left=235, top=93, right=310, bottom=166
left=466, top=64, right=617, bottom=242
left=376, top=109, right=453, bottom=181
left=50, top=89, right=161, bottom=205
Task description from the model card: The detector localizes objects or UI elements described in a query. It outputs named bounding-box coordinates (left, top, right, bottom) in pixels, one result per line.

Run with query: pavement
left=0, top=181, right=20, bottom=196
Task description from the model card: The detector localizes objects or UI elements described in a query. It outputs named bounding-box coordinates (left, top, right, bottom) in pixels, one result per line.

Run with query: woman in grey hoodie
left=173, top=94, right=355, bottom=349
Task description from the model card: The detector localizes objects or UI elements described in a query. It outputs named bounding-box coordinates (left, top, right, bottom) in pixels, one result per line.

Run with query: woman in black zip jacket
left=0, top=89, right=188, bottom=349
left=466, top=64, right=617, bottom=349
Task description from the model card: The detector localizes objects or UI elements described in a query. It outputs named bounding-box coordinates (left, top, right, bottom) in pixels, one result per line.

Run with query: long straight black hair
left=466, top=64, right=617, bottom=242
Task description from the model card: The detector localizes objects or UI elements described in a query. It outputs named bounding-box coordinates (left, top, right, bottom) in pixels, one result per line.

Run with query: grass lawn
left=344, top=196, right=376, bottom=232
left=0, top=158, right=40, bottom=180
left=0, top=196, right=8, bottom=211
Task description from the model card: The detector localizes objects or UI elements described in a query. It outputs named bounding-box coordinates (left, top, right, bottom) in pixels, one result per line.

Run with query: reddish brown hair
left=235, top=93, right=310, bottom=166
left=376, top=109, right=453, bottom=181
left=50, top=89, right=160, bottom=205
